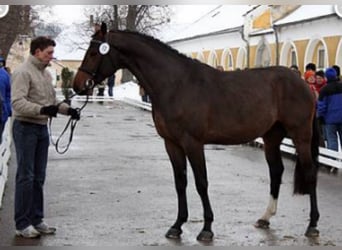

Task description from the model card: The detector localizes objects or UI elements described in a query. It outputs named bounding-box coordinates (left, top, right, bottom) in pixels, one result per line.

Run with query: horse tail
left=293, top=114, right=320, bottom=195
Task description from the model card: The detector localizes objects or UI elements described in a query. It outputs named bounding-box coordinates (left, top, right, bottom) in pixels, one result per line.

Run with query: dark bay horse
left=73, top=23, right=320, bottom=241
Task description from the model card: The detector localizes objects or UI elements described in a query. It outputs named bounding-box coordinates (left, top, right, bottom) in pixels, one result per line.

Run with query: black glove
left=68, top=108, right=80, bottom=120
left=40, top=105, right=58, bottom=117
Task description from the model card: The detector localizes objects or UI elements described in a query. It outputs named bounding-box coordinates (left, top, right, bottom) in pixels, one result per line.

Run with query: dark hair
left=305, top=63, right=316, bottom=72
left=332, top=65, right=340, bottom=80
left=315, top=70, right=325, bottom=78
left=30, top=36, right=56, bottom=55
left=290, top=65, right=298, bottom=70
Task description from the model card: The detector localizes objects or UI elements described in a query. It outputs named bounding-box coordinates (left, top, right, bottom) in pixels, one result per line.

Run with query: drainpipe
left=273, top=24, right=280, bottom=66
left=240, top=26, right=250, bottom=69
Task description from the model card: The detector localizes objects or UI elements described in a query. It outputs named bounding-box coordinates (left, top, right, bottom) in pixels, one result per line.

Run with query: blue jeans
left=13, top=119, right=49, bottom=230
left=325, top=123, right=342, bottom=151
left=0, top=122, right=4, bottom=144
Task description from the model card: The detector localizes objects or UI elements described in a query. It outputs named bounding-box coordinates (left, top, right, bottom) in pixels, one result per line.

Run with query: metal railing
left=0, top=119, right=12, bottom=208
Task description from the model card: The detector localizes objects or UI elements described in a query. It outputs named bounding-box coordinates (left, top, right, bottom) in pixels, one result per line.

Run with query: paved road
left=0, top=101, right=341, bottom=246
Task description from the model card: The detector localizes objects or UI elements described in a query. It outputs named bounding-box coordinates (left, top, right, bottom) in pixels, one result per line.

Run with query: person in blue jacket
left=317, top=67, right=342, bottom=152
left=0, top=56, right=11, bottom=143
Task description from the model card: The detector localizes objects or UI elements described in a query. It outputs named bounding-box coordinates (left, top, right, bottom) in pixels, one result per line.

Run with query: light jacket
left=11, top=55, right=69, bottom=125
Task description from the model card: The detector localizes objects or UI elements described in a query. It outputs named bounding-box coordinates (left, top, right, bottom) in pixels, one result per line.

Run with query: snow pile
left=113, top=81, right=141, bottom=101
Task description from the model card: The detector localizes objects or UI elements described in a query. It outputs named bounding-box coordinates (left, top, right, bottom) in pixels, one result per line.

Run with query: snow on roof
left=162, top=5, right=338, bottom=43
left=275, top=5, right=336, bottom=26
left=162, top=5, right=252, bottom=42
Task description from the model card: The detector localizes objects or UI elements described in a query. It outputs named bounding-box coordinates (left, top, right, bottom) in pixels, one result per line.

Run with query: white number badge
left=99, top=43, right=110, bottom=55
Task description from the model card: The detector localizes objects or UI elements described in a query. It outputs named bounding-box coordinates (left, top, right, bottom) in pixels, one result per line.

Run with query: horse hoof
left=165, top=228, right=182, bottom=239
left=197, top=230, right=214, bottom=242
left=305, top=227, right=319, bottom=237
left=254, top=219, right=270, bottom=229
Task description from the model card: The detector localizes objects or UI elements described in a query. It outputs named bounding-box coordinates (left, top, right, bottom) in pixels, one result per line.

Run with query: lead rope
left=49, top=94, right=89, bottom=154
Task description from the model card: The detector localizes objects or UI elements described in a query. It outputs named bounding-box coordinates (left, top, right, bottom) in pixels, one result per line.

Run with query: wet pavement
left=0, top=100, right=342, bottom=246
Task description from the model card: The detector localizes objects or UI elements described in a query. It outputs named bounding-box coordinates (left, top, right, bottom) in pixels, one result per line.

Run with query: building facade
left=168, top=5, right=342, bottom=75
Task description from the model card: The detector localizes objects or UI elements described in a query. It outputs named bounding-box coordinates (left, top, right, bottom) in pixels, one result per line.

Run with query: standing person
left=289, top=64, right=301, bottom=77
left=216, top=65, right=224, bottom=71
left=317, top=67, right=342, bottom=153
left=315, top=70, right=327, bottom=93
left=107, top=74, right=115, bottom=97
left=97, top=80, right=105, bottom=96
left=305, top=62, right=316, bottom=72
left=11, top=36, right=80, bottom=238
left=0, top=56, right=11, bottom=143
left=332, top=65, right=340, bottom=81
left=304, top=70, right=318, bottom=99
left=315, top=70, right=327, bottom=146
left=139, top=85, right=149, bottom=103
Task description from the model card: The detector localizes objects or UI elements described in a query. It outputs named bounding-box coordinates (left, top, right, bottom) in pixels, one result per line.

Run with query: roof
left=274, top=5, right=336, bottom=25
left=164, top=5, right=339, bottom=43
left=162, top=5, right=252, bottom=42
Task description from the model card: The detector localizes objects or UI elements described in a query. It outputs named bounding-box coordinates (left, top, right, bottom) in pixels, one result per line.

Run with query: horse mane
left=108, top=29, right=205, bottom=66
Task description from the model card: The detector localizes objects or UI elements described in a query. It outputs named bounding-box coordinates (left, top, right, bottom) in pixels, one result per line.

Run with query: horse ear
left=101, top=22, right=107, bottom=35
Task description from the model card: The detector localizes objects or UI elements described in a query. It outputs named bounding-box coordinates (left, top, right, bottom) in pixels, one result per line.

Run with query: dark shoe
left=15, top=225, right=41, bottom=238
left=34, top=222, right=56, bottom=235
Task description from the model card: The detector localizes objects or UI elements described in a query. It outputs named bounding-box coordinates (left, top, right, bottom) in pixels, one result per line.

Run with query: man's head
left=30, top=36, right=56, bottom=65
left=305, top=63, right=316, bottom=72
left=325, top=67, right=337, bottom=82
left=0, top=56, right=5, bottom=68
left=332, top=65, right=340, bottom=80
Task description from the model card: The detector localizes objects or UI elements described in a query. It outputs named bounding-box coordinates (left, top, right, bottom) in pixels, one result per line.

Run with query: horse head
left=73, top=22, right=119, bottom=95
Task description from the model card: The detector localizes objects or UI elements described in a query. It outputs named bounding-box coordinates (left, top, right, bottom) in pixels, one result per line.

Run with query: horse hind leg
left=255, top=124, right=285, bottom=229
left=164, top=139, right=188, bottom=240
left=292, top=125, right=320, bottom=237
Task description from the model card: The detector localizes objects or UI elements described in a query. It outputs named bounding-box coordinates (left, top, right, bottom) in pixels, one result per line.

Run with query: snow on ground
left=113, top=81, right=141, bottom=101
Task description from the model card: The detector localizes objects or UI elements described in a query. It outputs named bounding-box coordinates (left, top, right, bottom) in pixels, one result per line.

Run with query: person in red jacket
left=315, top=70, right=327, bottom=93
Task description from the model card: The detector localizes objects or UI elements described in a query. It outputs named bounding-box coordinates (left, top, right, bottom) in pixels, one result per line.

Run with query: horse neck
left=109, top=32, right=187, bottom=97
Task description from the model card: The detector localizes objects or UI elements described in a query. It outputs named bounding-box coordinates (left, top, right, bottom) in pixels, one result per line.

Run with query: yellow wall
left=324, top=36, right=340, bottom=66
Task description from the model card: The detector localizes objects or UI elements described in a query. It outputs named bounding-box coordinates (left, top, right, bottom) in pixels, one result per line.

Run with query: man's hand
left=40, top=105, right=58, bottom=117
left=68, top=108, right=80, bottom=120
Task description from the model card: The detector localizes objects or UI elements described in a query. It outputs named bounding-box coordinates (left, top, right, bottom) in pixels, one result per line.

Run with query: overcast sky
left=49, top=5, right=217, bottom=25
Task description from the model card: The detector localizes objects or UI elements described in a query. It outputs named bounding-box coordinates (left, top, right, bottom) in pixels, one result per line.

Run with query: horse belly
left=205, top=106, right=276, bottom=145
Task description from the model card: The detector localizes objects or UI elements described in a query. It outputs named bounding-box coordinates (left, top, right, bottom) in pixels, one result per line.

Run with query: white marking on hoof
left=260, top=196, right=278, bottom=221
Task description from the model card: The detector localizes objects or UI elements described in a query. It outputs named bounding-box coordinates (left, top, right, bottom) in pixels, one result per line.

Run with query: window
left=228, top=53, right=233, bottom=68
left=291, top=48, right=297, bottom=66
left=256, top=39, right=271, bottom=67
left=318, top=46, right=325, bottom=69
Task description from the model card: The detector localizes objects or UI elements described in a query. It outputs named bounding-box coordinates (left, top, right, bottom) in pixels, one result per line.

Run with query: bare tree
left=0, top=5, right=32, bottom=60
left=84, top=5, right=171, bottom=82
left=0, top=5, right=59, bottom=61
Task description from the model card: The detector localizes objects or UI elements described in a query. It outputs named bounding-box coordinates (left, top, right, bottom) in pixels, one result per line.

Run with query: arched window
left=256, top=38, right=271, bottom=67
left=317, top=44, right=325, bottom=69
left=221, top=48, right=234, bottom=71
left=290, top=47, right=297, bottom=67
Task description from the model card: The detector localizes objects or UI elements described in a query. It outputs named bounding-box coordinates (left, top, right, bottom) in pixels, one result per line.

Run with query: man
left=0, top=56, right=11, bottom=143
left=11, top=36, right=80, bottom=238
left=107, top=74, right=115, bottom=97
left=317, top=67, right=342, bottom=152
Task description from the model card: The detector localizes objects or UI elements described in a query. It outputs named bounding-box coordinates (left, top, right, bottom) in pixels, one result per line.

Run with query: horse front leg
left=164, top=139, right=188, bottom=239
left=255, top=130, right=285, bottom=229
left=185, top=140, right=214, bottom=242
